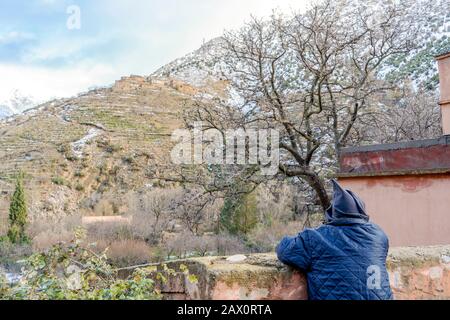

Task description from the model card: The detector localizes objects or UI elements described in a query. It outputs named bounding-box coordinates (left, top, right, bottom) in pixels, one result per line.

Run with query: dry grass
left=29, top=214, right=82, bottom=251
left=94, top=239, right=154, bottom=267
left=248, top=220, right=304, bottom=252
left=32, top=231, right=74, bottom=252
left=165, top=232, right=248, bottom=259
left=85, top=221, right=133, bottom=242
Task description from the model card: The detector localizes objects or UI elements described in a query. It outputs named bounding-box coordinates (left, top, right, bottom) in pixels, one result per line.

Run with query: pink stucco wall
left=339, top=174, right=450, bottom=247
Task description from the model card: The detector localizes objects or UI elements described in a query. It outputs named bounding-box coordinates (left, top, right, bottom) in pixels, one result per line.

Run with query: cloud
left=20, top=36, right=100, bottom=64
left=0, top=62, right=117, bottom=104
left=38, top=0, right=58, bottom=4
left=0, top=31, right=35, bottom=44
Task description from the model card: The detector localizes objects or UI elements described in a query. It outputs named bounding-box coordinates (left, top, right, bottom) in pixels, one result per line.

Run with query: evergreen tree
left=7, top=172, right=28, bottom=244
left=220, top=191, right=258, bottom=235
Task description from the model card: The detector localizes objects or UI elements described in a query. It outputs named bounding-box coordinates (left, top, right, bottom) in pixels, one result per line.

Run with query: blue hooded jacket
left=277, top=180, right=393, bottom=300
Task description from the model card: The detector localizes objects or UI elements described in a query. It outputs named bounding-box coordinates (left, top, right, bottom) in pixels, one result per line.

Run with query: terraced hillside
left=0, top=76, right=213, bottom=234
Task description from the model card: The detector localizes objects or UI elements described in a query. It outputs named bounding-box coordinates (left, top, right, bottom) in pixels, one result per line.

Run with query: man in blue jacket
left=277, top=180, right=393, bottom=300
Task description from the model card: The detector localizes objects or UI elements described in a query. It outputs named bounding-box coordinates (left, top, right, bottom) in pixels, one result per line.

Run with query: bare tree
left=358, top=86, right=442, bottom=143
left=128, top=189, right=181, bottom=244
left=175, top=189, right=221, bottom=235
left=183, top=0, right=417, bottom=210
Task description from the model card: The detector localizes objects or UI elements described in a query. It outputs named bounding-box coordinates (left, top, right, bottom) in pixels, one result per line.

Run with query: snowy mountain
left=152, top=37, right=227, bottom=87
left=0, top=91, right=36, bottom=120
left=152, top=0, right=450, bottom=92
left=0, top=105, right=15, bottom=120
left=383, top=0, right=450, bottom=89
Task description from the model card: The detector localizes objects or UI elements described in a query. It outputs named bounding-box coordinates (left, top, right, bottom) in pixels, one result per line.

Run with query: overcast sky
left=0, top=0, right=313, bottom=106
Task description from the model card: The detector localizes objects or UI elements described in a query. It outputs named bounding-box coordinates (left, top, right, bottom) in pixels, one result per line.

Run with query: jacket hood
left=325, top=179, right=369, bottom=225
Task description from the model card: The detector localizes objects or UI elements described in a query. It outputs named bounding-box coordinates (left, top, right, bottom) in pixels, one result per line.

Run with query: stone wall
left=153, top=245, right=450, bottom=300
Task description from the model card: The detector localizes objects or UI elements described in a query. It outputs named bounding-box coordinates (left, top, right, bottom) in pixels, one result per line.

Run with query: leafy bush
left=0, top=229, right=163, bottom=300
left=74, top=171, right=85, bottom=178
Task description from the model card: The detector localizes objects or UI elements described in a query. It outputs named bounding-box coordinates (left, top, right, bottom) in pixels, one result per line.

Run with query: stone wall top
left=154, top=245, right=450, bottom=300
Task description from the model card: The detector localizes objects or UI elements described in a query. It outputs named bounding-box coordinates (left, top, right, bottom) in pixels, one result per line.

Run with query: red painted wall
left=340, top=143, right=450, bottom=175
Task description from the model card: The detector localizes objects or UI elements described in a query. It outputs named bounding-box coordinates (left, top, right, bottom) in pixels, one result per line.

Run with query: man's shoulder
left=308, top=224, right=335, bottom=234
left=306, top=222, right=388, bottom=238
left=365, top=222, right=390, bottom=243
left=299, top=225, right=331, bottom=241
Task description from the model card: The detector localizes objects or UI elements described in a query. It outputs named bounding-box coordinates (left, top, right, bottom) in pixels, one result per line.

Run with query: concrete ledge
left=157, top=254, right=307, bottom=300
left=154, top=245, right=450, bottom=300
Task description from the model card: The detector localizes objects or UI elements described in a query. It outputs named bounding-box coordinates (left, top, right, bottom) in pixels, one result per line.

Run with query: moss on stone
left=387, top=245, right=450, bottom=269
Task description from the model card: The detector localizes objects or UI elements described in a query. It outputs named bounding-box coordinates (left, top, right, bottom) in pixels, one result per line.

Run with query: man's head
left=325, top=179, right=369, bottom=224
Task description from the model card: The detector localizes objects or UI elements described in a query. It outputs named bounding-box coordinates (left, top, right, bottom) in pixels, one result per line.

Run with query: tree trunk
left=304, top=173, right=330, bottom=211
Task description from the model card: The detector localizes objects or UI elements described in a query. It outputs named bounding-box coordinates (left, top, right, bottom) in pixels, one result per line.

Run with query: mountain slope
left=0, top=76, right=200, bottom=232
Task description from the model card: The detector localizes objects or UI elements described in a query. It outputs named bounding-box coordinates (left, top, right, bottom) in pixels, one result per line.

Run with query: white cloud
left=35, top=0, right=59, bottom=6
left=0, top=62, right=117, bottom=105
left=0, top=31, right=35, bottom=44
left=21, top=36, right=98, bottom=63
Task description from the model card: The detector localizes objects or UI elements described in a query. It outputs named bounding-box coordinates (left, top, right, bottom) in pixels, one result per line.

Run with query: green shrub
left=74, top=171, right=85, bottom=178
left=220, top=191, right=258, bottom=235
left=7, top=173, right=28, bottom=244
left=51, top=176, right=65, bottom=186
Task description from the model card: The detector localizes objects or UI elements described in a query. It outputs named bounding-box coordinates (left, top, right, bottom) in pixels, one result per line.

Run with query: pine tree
left=7, top=172, right=28, bottom=244
left=220, top=191, right=258, bottom=235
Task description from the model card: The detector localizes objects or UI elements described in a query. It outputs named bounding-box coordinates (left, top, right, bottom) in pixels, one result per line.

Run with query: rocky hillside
left=0, top=76, right=218, bottom=233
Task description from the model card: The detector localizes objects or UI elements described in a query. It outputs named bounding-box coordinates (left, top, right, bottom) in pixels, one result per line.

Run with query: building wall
left=437, top=52, right=450, bottom=135
left=339, top=174, right=450, bottom=247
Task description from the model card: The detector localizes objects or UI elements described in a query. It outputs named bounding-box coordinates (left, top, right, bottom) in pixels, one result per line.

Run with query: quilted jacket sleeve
left=276, top=230, right=312, bottom=271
